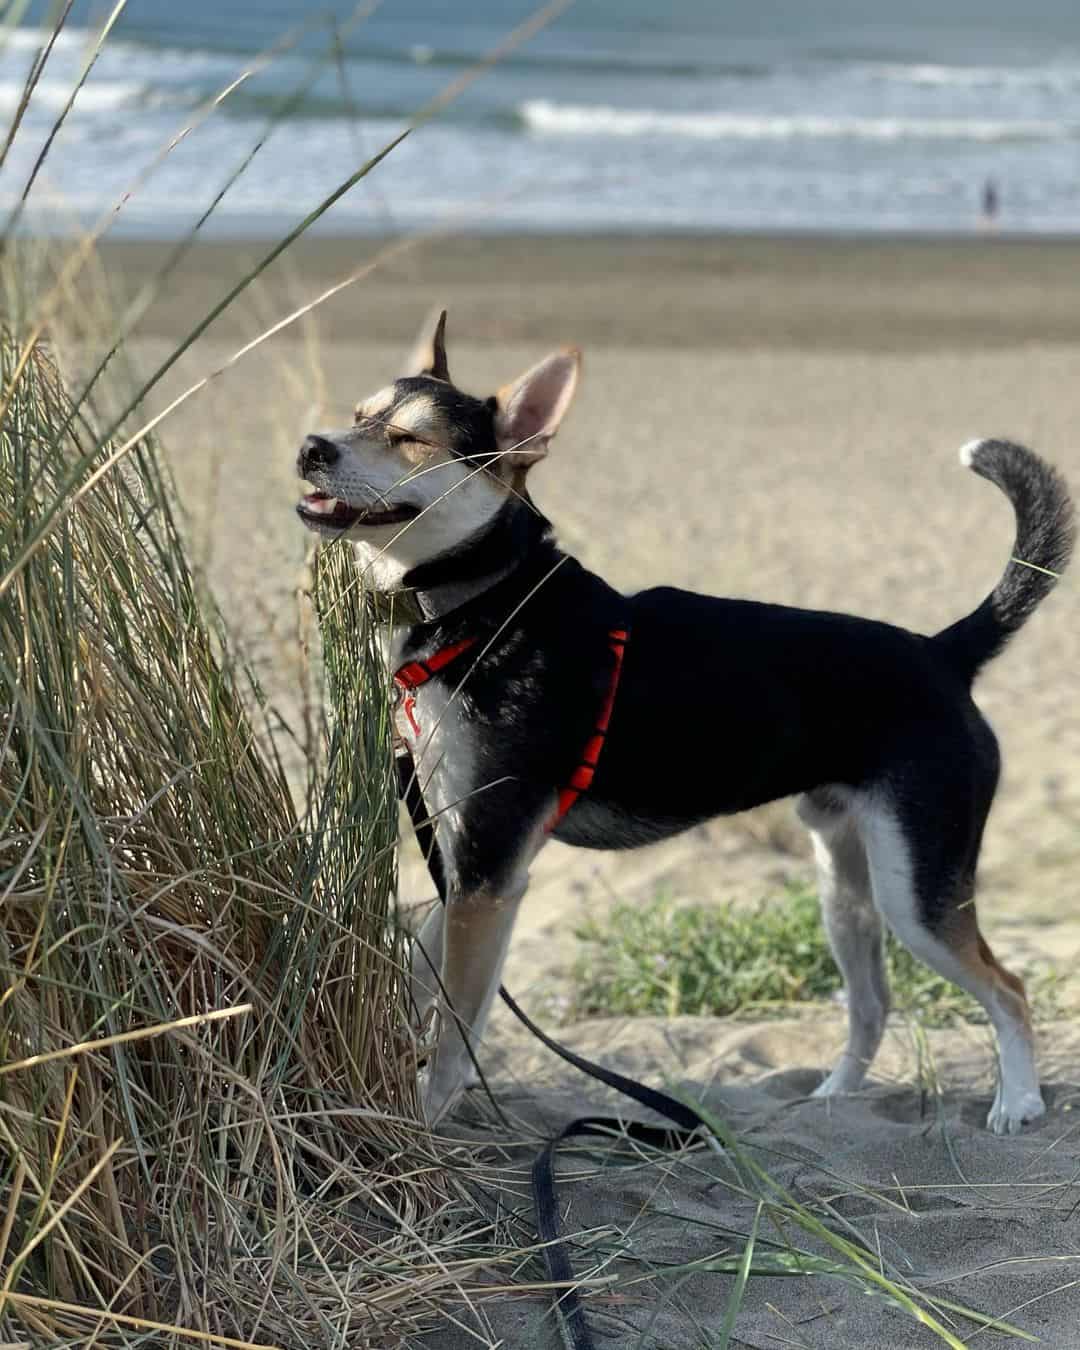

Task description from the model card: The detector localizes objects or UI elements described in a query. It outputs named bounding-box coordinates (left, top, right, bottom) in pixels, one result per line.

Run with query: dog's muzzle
left=295, top=433, right=421, bottom=531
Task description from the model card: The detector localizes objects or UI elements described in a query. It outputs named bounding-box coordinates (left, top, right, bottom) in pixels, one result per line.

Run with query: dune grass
left=0, top=318, right=462, bottom=1345
left=570, top=886, right=1065, bottom=1026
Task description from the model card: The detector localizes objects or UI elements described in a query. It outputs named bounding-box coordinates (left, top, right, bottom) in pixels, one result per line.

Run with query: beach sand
left=110, top=232, right=1080, bottom=1345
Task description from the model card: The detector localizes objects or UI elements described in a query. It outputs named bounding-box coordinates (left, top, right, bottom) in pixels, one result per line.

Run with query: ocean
left=5, top=0, right=1080, bottom=237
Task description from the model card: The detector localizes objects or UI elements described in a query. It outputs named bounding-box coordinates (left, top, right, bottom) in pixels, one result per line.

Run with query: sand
left=110, top=232, right=1080, bottom=1346
left=432, top=1014, right=1080, bottom=1349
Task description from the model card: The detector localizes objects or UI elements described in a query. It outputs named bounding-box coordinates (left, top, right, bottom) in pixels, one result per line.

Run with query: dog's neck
left=407, top=571, right=511, bottom=623
left=400, top=497, right=554, bottom=626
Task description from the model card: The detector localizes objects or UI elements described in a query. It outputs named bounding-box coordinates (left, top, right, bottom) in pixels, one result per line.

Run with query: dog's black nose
left=300, top=434, right=339, bottom=473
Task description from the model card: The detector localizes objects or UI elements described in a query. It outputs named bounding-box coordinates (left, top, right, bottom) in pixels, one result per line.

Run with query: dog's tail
left=933, top=438, right=1074, bottom=683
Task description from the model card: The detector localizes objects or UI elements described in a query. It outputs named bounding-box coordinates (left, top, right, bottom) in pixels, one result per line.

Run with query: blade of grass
left=718, top=1200, right=762, bottom=1350
left=0, top=1004, right=253, bottom=1076
left=3, top=3, right=357, bottom=389
left=0, top=1294, right=279, bottom=1350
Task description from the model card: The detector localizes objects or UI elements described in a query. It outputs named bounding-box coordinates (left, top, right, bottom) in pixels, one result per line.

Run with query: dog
left=295, top=312, right=1074, bottom=1131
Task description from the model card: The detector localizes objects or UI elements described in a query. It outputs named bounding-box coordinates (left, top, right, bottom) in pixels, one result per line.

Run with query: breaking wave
left=0, top=78, right=144, bottom=113
left=520, top=99, right=1073, bottom=143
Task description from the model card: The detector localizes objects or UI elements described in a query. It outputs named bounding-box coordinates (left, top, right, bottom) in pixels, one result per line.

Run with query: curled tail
left=934, top=438, right=1074, bottom=683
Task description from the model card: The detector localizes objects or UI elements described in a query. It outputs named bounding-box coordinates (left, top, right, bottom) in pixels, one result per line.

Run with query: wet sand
left=103, top=229, right=1080, bottom=352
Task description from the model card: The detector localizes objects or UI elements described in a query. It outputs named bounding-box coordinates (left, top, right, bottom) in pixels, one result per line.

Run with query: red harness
left=393, top=637, right=478, bottom=740
left=392, top=628, right=628, bottom=831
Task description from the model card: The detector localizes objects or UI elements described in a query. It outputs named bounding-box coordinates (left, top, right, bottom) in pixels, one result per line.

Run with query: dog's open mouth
left=296, top=491, right=419, bottom=529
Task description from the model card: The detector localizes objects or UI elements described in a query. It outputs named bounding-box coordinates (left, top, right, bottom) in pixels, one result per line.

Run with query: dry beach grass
left=0, top=305, right=492, bottom=1346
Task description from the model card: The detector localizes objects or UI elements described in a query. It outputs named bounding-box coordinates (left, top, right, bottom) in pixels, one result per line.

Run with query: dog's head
left=296, top=310, right=580, bottom=590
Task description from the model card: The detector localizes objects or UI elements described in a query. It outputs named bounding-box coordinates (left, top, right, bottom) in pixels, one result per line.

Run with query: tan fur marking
left=402, top=441, right=454, bottom=471
left=355, top=385, right=395, bottom=422
left=976, top=933, right=1030, bottom=1004
left=504, top=465, right=531, bottom=497
left=947, top=910, right=1033, bottom=1023
left=385, top=392, right=449, bottom=449
left=351, top=391, right=461, bottom=469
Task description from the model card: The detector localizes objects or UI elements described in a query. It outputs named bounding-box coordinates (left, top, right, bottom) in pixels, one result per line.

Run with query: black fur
left=402, top=496, right=547, bottom=596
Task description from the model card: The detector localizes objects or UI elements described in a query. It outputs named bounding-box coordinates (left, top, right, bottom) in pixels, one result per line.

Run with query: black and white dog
left=296, top=313, right=1074, bottom=1130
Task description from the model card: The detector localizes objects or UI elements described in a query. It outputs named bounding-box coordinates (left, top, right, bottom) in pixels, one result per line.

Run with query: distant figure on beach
left=981, top=178, right=1000, bottom=230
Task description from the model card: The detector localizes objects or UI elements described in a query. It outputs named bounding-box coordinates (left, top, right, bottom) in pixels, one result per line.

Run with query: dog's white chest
left=393, top=682, right=475, bottom=839
left=392, top=687, right=424, bottom=748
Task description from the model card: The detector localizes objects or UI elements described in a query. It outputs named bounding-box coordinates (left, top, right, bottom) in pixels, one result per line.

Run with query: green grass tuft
left=572, top=886, right=839, bottom=1020
left=570, top=887, right=1064, bottom=1026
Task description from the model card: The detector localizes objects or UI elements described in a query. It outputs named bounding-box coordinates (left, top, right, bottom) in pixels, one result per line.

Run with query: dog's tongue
left=303, top=491, right=340, bottom=515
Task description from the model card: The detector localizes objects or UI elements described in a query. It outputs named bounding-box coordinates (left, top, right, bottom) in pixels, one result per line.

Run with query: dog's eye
left=386, top=428, right=411, bottom=448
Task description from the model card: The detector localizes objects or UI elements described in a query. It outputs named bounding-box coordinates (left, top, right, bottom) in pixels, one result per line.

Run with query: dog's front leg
left=408, top=901, right=445, bottom=1033
left=421, top=884, right=525, bottom=1124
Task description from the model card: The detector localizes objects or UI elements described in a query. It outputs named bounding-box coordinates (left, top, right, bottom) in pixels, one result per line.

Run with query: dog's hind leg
left=858, top=785, right=1044, bottom=1134
left=798, top=788, right=890, bottom=1096
left=963, top=919, right=1044, bottom=1134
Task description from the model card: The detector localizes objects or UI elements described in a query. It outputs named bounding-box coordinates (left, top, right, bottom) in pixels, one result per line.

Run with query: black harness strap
left=396, top=751, right=447, bottom=896
left=396, top=747, right=721, bottom=1350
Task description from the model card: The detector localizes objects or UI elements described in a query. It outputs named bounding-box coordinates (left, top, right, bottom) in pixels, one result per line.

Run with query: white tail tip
left=958, top=439, right=987, bottom=468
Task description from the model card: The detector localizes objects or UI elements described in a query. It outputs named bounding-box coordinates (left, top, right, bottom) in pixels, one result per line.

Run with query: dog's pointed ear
left=493, top=347, right=581, bottom=466
left=403, top=307, right=450, bottom=381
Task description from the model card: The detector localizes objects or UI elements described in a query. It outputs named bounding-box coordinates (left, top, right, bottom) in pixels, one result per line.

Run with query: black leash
left=396, top=751, right=721, bottom=1350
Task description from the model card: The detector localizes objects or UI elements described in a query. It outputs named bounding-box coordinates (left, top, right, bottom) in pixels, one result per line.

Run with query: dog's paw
left=811, top=1057, right=867, bottom=1098
left=986, top=1088, right=1045, bottom=1135
left=419, top=1064, right=467, bottom=1126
